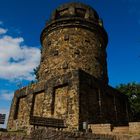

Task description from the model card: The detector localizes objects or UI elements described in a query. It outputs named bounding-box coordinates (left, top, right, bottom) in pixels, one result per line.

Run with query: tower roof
left=41, top=2, right=108, bottom=48
left=51, top=2, right=99, bottom=21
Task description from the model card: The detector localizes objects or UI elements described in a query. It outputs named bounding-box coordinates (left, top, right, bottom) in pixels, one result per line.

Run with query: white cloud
left=0, top=90, right=14, bottom=101
left=0, top=27, right=7, bottom=34
left=0, top=27, right=41, bottom=81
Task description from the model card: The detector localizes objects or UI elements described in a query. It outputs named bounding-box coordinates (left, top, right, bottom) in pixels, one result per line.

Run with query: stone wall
left=39, top=27, right=108, bottom=84
left=33, top=92, right=45, bottom=116
left=1, top=129, right=140, bottom=140
left=78, top=70, right=128, bottom=127
left=0, top=130, right=114, bottom=140
left=7, top=70, right=80, bottom=131
left=87, top=123, right=140, bottom=135
left=90, top=124, right=112, bottom=134
left=7, top=70, right=129, bottom=132
left=129, top=122, right=140, bottom=134
left=7, top=90, right=32, bottom=131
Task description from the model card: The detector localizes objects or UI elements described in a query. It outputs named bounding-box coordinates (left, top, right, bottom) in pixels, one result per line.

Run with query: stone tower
left=38, top=2, right=108, bottom=85
left=7, top=2, right=129, bottom=132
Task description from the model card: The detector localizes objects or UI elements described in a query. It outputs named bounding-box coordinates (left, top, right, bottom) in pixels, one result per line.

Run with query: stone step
left=112, top=126, right=129, bottom=133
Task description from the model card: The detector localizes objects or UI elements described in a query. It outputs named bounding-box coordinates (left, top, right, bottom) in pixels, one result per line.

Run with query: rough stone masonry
left=7, top=2, right=130, bottom=132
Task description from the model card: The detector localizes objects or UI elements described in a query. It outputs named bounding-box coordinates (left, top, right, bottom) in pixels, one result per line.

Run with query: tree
left=116, top=82, right=140, bottom=121
left=33, top=66, right=40, bottom=80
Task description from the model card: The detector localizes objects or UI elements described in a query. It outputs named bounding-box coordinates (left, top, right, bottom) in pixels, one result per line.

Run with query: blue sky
left=0, top=0, right=140, bottom=127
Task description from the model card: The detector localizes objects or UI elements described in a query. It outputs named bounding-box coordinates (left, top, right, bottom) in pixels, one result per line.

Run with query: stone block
left=129, top=122, right=140, bottom=134
left=90, top=123, right=111, bottom=134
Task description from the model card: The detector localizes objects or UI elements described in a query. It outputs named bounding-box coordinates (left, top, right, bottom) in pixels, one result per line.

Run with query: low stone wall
left=129, top=122, right=140, bottom=134
left=90, top=123, right=112, bottom=134
left=1, top=129, right=140, bottom=140
left=0, top=129, right=114, bottom=140
left=89, top=123, right=140, bottom=135
left=0, top=131, right=26, bottom=140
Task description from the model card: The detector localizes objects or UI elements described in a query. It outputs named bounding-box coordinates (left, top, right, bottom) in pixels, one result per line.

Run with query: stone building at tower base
left=7, top=70, right=129, bottom=132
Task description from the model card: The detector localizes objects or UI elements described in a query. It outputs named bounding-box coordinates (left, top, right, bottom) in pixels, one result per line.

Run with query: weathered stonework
left=39, top=28, right=108, bottom=84
left=7, top=2, right=130, bottom=133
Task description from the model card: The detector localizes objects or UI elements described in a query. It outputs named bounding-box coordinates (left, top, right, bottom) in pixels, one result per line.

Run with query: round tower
left=38, top=2, right=108, bottom=84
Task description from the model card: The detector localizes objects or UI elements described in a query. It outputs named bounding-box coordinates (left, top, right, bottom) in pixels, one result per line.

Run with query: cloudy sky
left=0, top=0, right=140, bottom=128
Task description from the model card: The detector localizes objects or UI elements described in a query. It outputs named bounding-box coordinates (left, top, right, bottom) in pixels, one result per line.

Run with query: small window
left=64, top=34, right=69, bottom=41
left=50, top=50, right=59, bottom=56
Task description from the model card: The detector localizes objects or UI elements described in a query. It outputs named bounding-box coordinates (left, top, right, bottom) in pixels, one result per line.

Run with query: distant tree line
left=116, top=82, right=140, bottom=121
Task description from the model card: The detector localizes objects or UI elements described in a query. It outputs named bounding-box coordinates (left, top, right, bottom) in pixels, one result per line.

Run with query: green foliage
left=116, top=82, right=140, bottom=121
left=33, top=66, right=40, bottom=80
